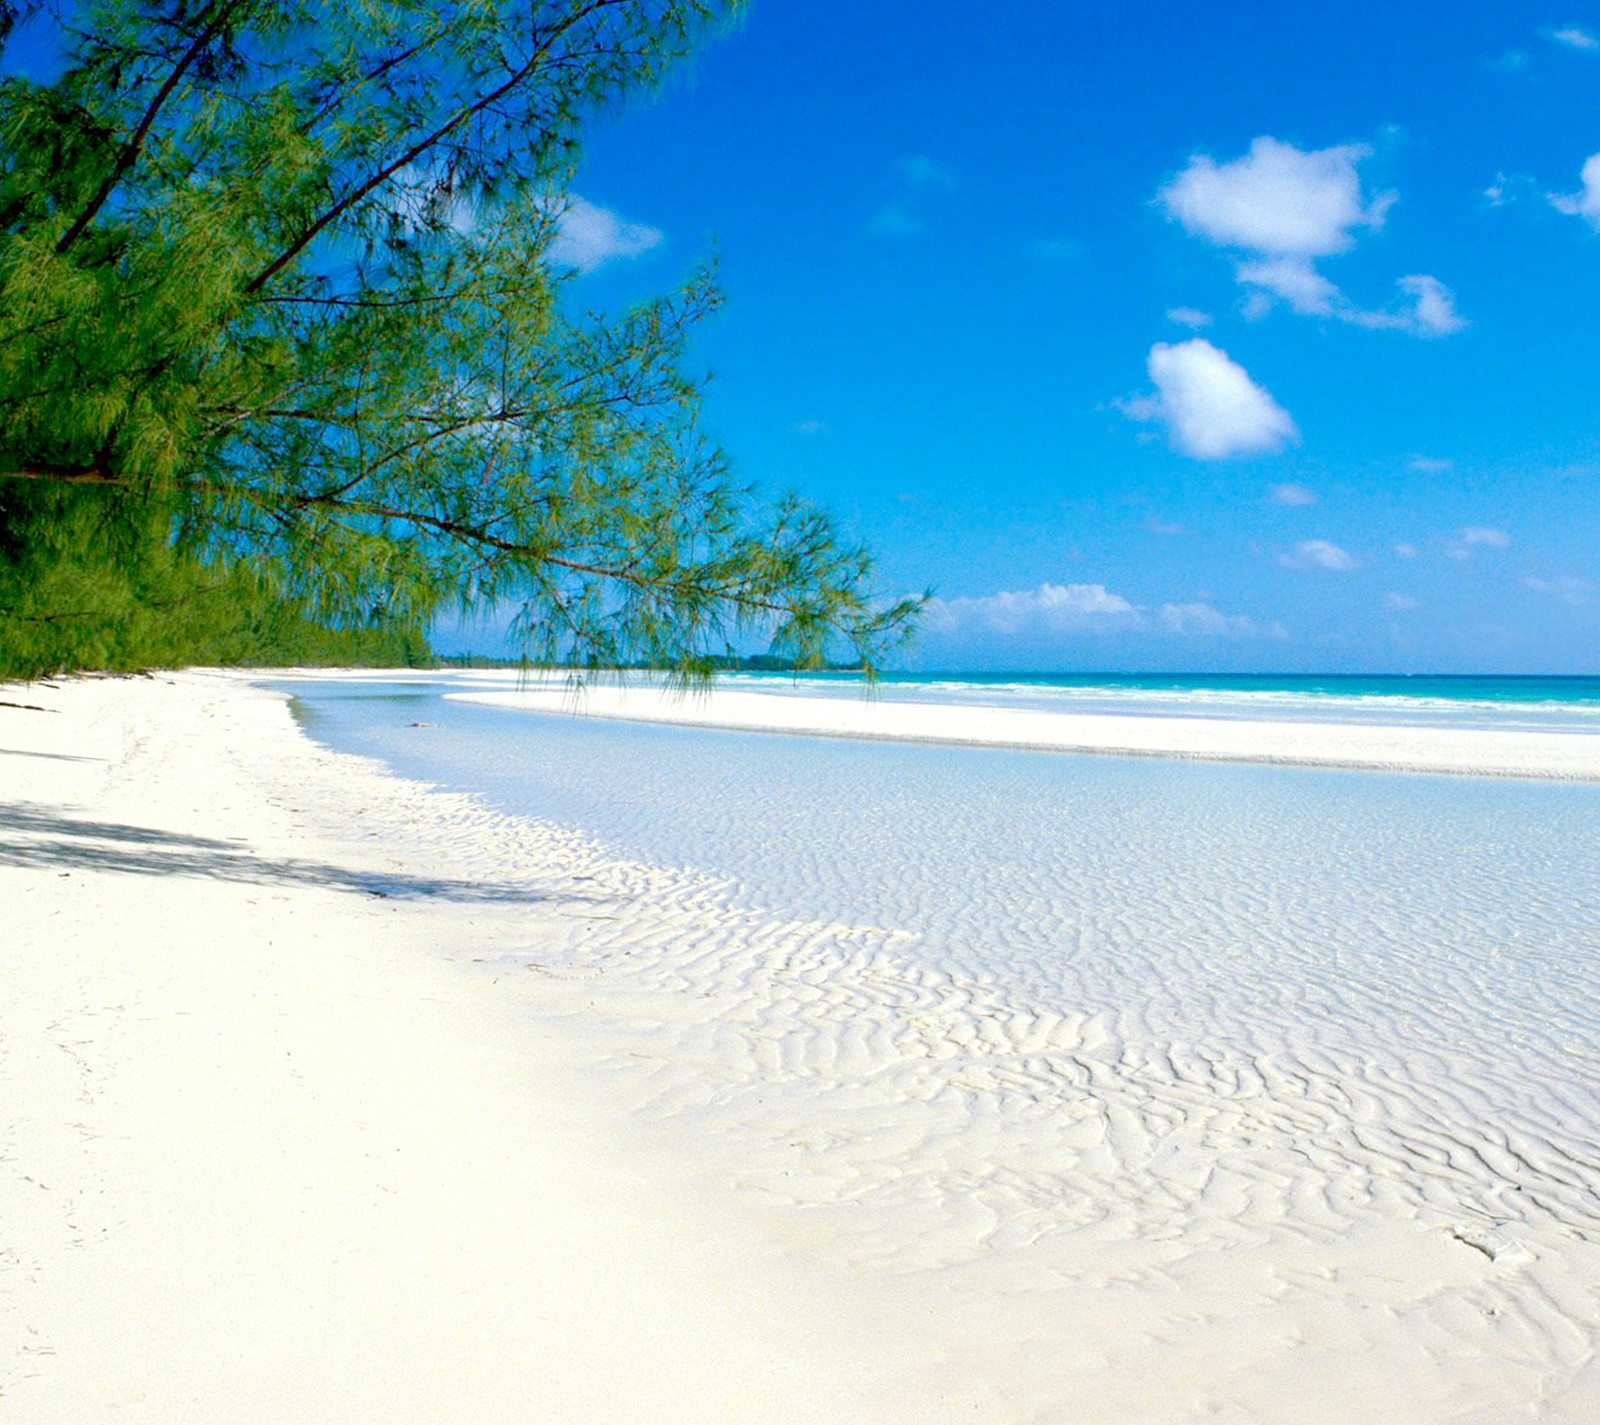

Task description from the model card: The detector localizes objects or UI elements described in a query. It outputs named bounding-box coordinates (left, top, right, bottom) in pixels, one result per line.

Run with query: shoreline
left=444, top=678, right=1600, bottom=781
left=6, top=670, right=1600, bottom=1421
left=0, top=672, right=917, bottom=1422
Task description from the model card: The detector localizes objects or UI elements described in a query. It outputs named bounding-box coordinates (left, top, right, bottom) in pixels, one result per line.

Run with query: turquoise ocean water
left=699, top=669, right=1600, bottom=733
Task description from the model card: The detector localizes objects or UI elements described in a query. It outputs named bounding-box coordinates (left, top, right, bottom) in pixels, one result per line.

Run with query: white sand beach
left=5, top=671, right=1600, bottom=1422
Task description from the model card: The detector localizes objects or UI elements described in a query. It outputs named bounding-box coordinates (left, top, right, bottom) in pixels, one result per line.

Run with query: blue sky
left=544, top=0, right=1600, bottom=673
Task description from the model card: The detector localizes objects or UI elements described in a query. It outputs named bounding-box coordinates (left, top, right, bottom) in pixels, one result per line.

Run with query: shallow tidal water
left=284, top=673, right=1600, bottom=1073
left=279, top=671, right=1600, bottom=1408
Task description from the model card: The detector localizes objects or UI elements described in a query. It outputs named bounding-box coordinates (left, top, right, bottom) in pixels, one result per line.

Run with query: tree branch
left=243, top=0, right=623, bottom=295
left=56, top=0, right=252, bottom=255
left=0, top=462, right=118, bottom=485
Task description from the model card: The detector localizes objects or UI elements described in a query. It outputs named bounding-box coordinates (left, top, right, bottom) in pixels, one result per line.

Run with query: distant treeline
left=0, top=485, right=430, bottom=681
left=434, top=652, right=866, bottom=673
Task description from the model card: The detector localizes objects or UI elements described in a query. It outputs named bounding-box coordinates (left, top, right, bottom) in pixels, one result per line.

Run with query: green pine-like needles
left=0, top=0, right=921, bottom=679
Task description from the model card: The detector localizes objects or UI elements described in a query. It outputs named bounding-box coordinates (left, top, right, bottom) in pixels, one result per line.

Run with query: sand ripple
left=261, top=676, right=1600, bottom=1421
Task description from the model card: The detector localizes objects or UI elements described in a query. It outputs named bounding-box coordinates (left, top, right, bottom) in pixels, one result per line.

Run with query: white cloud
left=385, top=164, right=478, bottom=235
left=1385, top=592, right=1421, bottom=610
left=1550, top=25, right=1600, bottom=50
left=1396, top=275, right=1468, bottom=336
left=1445, top=526, right=1511, bottom=561
left=868, top=203, right=921, bottom=236
left=1269, top=482, right=1319, bottom=506
left=1123, top=339, right=1298, bottom=459
left=1525, top=574, right=1597, bottom=604
left=928, top=583, right=1279, bottom=641
left=1486, top=171, right=1543, bottom=208
left=1492, top=48, right=1532, bottom=73
left=929, top=583, right=1139, bottom=636
left=871, top=156, right=957, bottom=237
left=1550, top=153, right=1600, bottom=228
left=1158, top=136, right=1464, bottom=336
left=1166, top=306, right=1213, bottom=328
left=899, top=154, right=958, bottom=190
left=1313, top=273, right=1465, bottom=335
left=1144, top=515, right=1188, bottom=536
left=1156, top=601, right=1280, bottom=638
left=1281, top=539, right=1359, bottom=571
left=1159, top=136, right=1387, bottom=256
left=790, top=420, right=829, bottom=436
left=1236, top=255, right=1343, bottom=316
left=546, top=195, right=663, bottom=272
left=1394, top=542, right=1419, bottom=558
left=1408, top=455, right=1453, bottom=473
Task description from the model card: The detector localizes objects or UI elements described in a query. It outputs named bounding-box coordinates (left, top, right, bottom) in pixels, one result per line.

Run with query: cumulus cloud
left=1159, top=136, right=1388, bottom=255
left=1236, top=256, right=1343, bottom=317
left=1236, top=264, right=1463, bottom=335
left=1550, top=153, right=1600, bottom=228
left=1166, top=306, right=1213, bottom=328
left=1269, top=482, right=1319, bottom=506
left=1525, top=574, right=1597, bottom=604
left=1158, top=136, right=1464, bottom=335
left=1445, top=526, right=1511, bottom=561
left=1122, top=339, right=1298, bottom=459
left=927, top=583, right=1279, bottom=641
left=1254, top=272, right=1463, bottom=336
left=1281, top=539, right=1359, bottom=571
left=546, top=196, right=663, bottom=272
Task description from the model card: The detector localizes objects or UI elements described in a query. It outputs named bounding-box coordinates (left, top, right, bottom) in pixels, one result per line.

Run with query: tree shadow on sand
left=0, top=802, right=560, bottom=905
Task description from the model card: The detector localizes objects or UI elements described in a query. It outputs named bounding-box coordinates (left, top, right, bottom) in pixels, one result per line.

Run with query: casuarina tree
left=0, top=0, right=919, bottom=677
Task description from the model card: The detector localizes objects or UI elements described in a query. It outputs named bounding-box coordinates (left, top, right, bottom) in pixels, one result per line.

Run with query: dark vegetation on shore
left=0, top=484, right=430, bottom=679
left=436, top=651, right=864, bottom=672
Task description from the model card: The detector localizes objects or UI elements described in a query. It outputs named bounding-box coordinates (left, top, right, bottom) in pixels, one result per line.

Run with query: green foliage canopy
left=0, top=0, right=920, bottom=676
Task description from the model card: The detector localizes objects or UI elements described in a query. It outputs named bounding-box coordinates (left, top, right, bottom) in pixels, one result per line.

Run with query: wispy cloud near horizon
left=1280, top=539, right=1359, bottom=571
left=1269, top=483, right=1319, bottom=506
left=926, top=581, right=1283, bottom=642
left=1445, top=526, right=1512, bottom=561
